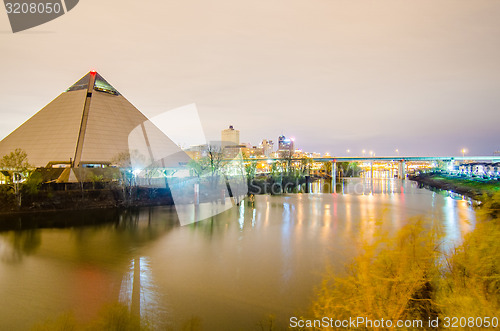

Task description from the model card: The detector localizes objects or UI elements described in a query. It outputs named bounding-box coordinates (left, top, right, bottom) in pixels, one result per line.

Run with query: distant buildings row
left=448, top=162, right=500, bottom=179
left=219, top=125, right=321, bottom=159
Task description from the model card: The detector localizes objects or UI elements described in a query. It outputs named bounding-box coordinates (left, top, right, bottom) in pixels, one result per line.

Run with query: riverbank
left=409, top=172, right=500, bottom=201
left=0, top=207, right=130, bottom=231
left=0, top=186, right=174, bottom=215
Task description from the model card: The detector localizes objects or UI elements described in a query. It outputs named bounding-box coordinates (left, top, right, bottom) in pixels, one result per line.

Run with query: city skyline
left=1, top=0, right=499, bottom=156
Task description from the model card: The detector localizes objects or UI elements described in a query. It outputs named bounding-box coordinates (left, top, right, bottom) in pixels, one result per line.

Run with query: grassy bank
left=410, top=172, right=500, bottom=201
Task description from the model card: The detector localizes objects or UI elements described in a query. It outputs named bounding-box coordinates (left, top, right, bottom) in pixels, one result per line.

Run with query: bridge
left=312, top=156, right=500, bottom=185
left=243, top=155, right=500, bottom=187
left=254, top=156, right=500, bottom=162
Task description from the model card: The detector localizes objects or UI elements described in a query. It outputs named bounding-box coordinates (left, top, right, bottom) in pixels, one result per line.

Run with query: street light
left=395, top=149, right=399, bottom=157
left=362, top=149, right=366, bottom=157
left=369, top=150, right=373, bottom=157
left=461, top=148, right=467, bottom=158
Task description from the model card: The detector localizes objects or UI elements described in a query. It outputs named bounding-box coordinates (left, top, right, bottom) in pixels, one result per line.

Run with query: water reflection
left=442, top=197, right=475, bottom=248
left=146, top=180, right=476, bottom=329
left=0, top=229, right=41, bottom=264
left=119, top=256, right=169, bottom=329
left=312, top=177, right=414, bottom=195
left=0, top=207, right=177, bottom=330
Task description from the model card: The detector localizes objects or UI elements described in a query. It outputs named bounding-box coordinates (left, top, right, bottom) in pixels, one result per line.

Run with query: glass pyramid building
left=0, top=72, right=185, bottom=169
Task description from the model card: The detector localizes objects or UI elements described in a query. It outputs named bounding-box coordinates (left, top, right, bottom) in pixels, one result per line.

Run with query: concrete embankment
left=0, top=186, right=174, bottom=215
left=409, top=173, right=500, bottom=201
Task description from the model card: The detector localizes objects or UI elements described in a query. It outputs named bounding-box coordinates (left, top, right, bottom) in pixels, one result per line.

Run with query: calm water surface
left=0, top=179, right=476, bottom=330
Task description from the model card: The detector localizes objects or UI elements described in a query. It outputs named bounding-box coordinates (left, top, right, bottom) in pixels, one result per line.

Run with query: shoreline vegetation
left=309, top=192, right=500, bottom=331
left=409, top=172, right=500, bottom=201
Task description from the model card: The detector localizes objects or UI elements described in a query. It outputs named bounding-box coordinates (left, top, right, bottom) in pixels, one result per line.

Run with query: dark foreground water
left=0, top=179, right=476, bottom=330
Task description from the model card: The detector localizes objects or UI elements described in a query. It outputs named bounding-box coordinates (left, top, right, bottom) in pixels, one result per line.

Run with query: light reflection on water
left=0, top=179, right=476, bottom=330
left=119, top=257, right=170, bottom=329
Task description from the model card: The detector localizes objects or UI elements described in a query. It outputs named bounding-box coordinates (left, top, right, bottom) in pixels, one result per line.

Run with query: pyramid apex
left=66, top=71, right=120, bottom=96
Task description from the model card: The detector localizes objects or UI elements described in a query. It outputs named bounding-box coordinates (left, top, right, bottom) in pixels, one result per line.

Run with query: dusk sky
left=0, top=0, right=499, bottom=156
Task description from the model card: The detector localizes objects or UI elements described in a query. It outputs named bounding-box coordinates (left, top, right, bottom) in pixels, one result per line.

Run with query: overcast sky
left=0, top=0, right=499, bottom=156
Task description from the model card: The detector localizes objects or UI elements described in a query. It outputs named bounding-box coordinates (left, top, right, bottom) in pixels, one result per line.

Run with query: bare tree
left=0, top=148, right=32, bottom=208
left=188, top=144, right=228, bottom=178
left=300, top=157, right=313, bottom=176
left=187, top=158, right=209, bottom=178
left=280, top=149, right=293, bottom=174
left=112, top=151, right=144, bottom=204
left=206, top=144, right=227, bottom=177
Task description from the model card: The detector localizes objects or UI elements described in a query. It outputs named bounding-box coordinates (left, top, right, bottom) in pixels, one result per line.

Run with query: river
left=0, top=178, right=476, bottom=330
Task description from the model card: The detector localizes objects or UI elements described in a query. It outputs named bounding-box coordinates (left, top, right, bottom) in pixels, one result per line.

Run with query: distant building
left=260, top=140, right=274, bottom=157
left=244, top=145, right=267, bottom=158
left=184, top=144, right=207, bottom=160
left=221, top=125, right=240, bottom=145
left=293, top=149, right=305, bottom=158
left=278, top=135, right=294, bottom=151
left=277, top=135, right=294, bottom=157
left=309, top=152, right=321, bottom=158
left=223, top=145, right=245, bottom=159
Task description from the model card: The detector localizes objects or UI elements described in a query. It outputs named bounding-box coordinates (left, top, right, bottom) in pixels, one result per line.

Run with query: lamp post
left=461, top=148, right=467, bottom=158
